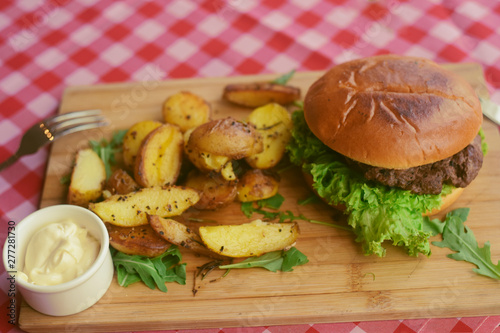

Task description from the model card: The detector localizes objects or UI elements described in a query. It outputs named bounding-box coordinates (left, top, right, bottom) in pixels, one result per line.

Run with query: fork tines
left=44, top=109, right=108, bottom=139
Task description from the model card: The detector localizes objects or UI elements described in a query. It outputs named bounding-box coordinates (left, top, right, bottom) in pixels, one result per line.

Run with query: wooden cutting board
left=20, top=63, right=500, bottom=332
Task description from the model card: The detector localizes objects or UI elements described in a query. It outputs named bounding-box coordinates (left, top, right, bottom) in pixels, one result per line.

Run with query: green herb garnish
left=271, top=69, right=295, bottom=85
left=423, top=208, right=470, bottom=236
left=428, top=208, right=500, bottom=280
left=111, top=245, right=186, bottom=292
left=297, top=194, right=321, bottom=205
left=59, top=173, right=71, bottom=185
left=89, top=129, right=127, bottom=179
left=478, top=127, right=488, bottom=155
left=241, top=193, right=348, bottom=230
left=241, top=193, right=285, bottom=218
left=219, top=247, right=308, bottom=272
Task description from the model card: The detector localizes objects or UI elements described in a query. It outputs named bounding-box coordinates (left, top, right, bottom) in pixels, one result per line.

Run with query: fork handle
left=0, top=154, right=19, bottom=172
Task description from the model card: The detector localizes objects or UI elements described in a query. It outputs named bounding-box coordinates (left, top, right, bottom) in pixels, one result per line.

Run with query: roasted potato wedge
left=245, top=103, right=293, bottom=169
left=223, top=82, right=300, bottom=108
left=187, top=117, right=263, bottom=159
left=162, top=91, right=211, bottom=133
left=106, top=168, right=140, bottom=195
left=67, top=148, right=106, bottom=207
left=237, top=169, right=279, bottom=202
left=106, top=223, right=170, bottom=257
left=184, top=128, right=236, bottom=181
left=184, top=170, right=237, bottom=210
left=89, top=185, right=200, bottom=227
left=199, top=220, right=299, bottom=258
left=134, top=123, right=184, bottom=188
left=122, top=120, right=162, bottom=170
left=148, top=215, right=225, bottom=259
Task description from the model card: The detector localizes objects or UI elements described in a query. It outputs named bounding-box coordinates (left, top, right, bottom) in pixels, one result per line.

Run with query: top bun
left=304, top=55, right=483, bottom=169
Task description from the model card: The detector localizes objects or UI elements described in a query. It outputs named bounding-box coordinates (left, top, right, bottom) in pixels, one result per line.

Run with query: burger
left=286, top=55, right=485, bottom=257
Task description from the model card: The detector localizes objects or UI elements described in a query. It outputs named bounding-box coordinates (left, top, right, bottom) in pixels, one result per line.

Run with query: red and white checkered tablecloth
left=1, top=0, right=500, bottom=332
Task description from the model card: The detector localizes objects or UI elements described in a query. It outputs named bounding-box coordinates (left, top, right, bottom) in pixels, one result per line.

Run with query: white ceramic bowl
left=2, top=204, right=113, bottom=316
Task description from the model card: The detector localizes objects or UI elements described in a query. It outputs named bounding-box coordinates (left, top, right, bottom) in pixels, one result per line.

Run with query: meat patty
left=348, top=135, right=483, bottom=195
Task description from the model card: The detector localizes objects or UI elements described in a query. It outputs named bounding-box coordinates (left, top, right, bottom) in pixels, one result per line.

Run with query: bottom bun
left=302, top=170, right=464, bottom=217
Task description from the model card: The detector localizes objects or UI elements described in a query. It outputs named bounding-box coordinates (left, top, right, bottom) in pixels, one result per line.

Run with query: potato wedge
left=106, top=168, right=140, bottom=195
left=106, top=223, right=170, bottom=257
left=223, top=82, right=300, bottom=108
left=184, top=170, right=237, bottom=210
left=245, top=103, right=293, bottom=169
left=89, top=185, right=200, bottom=227
left=67, top=148, right=106, bottom=207
left=237, top=169, right=279, bottom=202
left=122, top=120, right=162, bottom=170
left=199, top=220, right=299, bottom=257
left=134, top=123, right=183, bottom=188
left=184, top=128, right=236, bottom=181
left=163, top=91, right=211, bottom=133
left=187, top=117, right=263, bottom=159
left=148, top=215, right=225, bottom=259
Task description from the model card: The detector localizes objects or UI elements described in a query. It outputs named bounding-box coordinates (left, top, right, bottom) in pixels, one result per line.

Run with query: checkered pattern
left=1, top=0, right=500, bottom=332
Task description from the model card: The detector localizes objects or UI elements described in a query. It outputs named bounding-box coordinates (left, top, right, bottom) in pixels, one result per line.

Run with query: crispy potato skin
left=199, top=220, right=299, bottom=258
left=134, top=123, right=184, bottom=188
left=245, top=103, right=293, bottom=169
left=162, top=91, right=211, bottom=132
left=184, top=170, right=237, bottom=210
left=187, top=117, right=263, bottom=159
left=106, top=169, right=140, bottom=195
left=68, top=148, right=106, bottom=207
left=122, top=120, right=163, bottom=171
left=237, top=169, right=279, bottom=202
left=106, top=222, right=170, bottom=257
left=223, top=82, right=300, bottom=108
left=183, top=128, right=237, bottom=181
left=148, top=215, right=226, bottom=259
left=89, top=185, right=200, bottom=227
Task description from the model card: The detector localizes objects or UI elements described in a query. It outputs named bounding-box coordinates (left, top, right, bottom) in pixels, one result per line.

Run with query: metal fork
left=0, top=109, right=108, bottom=172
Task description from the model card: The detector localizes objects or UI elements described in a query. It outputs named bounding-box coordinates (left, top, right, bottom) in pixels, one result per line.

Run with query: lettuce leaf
left=286, top=110, right=451, bottom=257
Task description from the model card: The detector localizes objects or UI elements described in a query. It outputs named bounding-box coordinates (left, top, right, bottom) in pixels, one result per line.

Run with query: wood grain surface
left=19, top=64, right=500, bottom=332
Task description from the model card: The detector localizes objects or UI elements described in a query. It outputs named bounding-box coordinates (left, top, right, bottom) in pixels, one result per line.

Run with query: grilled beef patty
left=348, top=135, right=483, bottom=195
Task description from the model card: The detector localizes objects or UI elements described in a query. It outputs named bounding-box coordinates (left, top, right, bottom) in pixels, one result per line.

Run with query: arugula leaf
left=272, top=69, right=295, bottom=85
left=281, top=247, right=309, bottom=272
left=424, top=208, right=470, bottom=237
left=241, top=202, right=254, bottom=218
left=116, top=265, right=141, bottom=287
left=306, top=218, right=352, bottom=231
left=220, top=251, right=284, bottom=272
left=59, top=173, right=71, bottom=185
left=432, top=209, right=500, bottom=280
left=241, top=194, right=348, bottom=230
left=111, top=245, right=186, bottom=292
left=219, top=247, right=308, bottom=272
left=240, top=194, right=284, bottom=218
left=423, top=216, right=444, bottom=237
left=90, top=129, right=128, bottom=179
left=110, top=129, right=127, bottom=147
left=446, top=207, right=470, bottom=222
left=297, top=194, right=321, bottom=205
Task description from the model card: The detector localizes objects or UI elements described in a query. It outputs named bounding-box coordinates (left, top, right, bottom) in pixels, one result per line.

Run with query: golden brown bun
left=302, top=170, right=464, bottom=217
left=304, top=55, right=483, bottom=169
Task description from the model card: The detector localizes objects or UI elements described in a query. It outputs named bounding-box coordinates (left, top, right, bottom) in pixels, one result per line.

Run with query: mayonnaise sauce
left=21, top=220, right=100, bottom=286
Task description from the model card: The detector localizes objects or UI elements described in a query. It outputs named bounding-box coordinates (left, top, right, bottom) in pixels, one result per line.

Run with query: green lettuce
left=286, top=110, right=453, bottom=257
